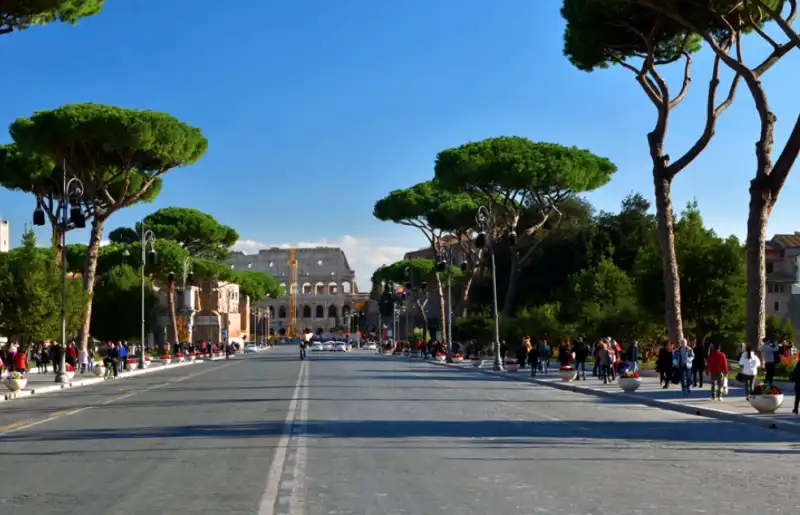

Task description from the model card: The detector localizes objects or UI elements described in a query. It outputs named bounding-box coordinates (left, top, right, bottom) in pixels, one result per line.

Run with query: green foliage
left=371, top=258, right=461, bottom=287
left=91, top=264, right=156, bottom=342
left=373, top=180, right=470, bottom=235
left=9, top=103, right=207, bottom=216
left=410, top=327, right=426, bottom=343
left=0, top=0, right=104, bottom=34
left=0, top=229, right=85, bottom=348
left=108, top=227, right=138, bottom=245
left=765, top=314, right=795, bottom=342
left=452, top=313, right=495, bottom=347
left=434, top=137, right=616, bottom=206
left=230, top=269, right=281, bottom=300
left=139, top=207, right=239, bottom=260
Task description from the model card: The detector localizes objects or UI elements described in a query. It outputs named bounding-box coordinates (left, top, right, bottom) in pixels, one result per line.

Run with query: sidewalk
left=1, top=355, right=230, bottom=403
left=416, top=357, right=800, bottom=435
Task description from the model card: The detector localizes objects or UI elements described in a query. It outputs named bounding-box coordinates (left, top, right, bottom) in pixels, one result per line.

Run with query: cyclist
left=300, top=329, right=312, bottom=360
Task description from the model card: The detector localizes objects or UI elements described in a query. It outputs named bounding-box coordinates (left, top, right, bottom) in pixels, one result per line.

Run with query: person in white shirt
left=78, top=347, right=89, bottom=373
left=762, top=339, right=779, bottom=385
left=738, top=348, right=761, bottom=400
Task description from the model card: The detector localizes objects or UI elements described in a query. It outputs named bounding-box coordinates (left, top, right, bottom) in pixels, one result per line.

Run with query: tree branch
left=754, top=0, right=800, bottom=49
left=667, top=35, right=740, bottom=175
left=668, top=51, right=692, bottom=108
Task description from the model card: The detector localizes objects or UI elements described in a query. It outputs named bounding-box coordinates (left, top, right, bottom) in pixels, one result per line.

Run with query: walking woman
left=738, top=347, right=761, bottom=400
left=656, top=341, right=672, bottom=389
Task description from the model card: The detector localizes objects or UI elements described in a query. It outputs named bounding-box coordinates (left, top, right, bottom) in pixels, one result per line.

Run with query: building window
left=766, top=262, right=774, bottom=274
left=774, top=301, right=780, bottom=312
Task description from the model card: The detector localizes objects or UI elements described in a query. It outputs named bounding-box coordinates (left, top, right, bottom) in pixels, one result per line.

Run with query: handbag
left=735, top=372, right=744, bottom=383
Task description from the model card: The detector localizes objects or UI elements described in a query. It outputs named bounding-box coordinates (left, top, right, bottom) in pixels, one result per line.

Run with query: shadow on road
left=5, top=418, right=798, bottom=444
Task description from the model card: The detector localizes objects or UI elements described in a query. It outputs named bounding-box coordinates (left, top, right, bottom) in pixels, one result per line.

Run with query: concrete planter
left=142, top=360, right=151, bottom=368
left=65, top=371, right=75, bottom=381
left=4, top=377, right=26, bottom=392
left=748, top=394, right=784, bottom=413
left=176, top=356, right=186, bottom=363
left=557, top=369, right=577, bottom=382
left=505, top=363, right=520, bottom=373
left=93, top=366, right=105, bottom=377
left=619, top=377, right=642, bottom=392
left=162, top=359, right=172, bottom=365
left=188, top=355, right=196, bottom=362
left=434, top=355, right=446, bottom=362
left=471, top=359, right=483, bottom=368
left=452, top=356, right=464, bottom=363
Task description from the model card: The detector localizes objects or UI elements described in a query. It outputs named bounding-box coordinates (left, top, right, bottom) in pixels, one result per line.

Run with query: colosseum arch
left=268, top=306, right=275, bottom=318
left=302, top=282, right=312, bottom=294
left=315, top=282, right=325, bottom=295
left=328, top=281, right=339, bottom=295
left=328, top=304, right=338, bottom=318
left=278, top=305, right=287, bottom=318
left=341, top=304, right=351, bottom=317
left=302, top=305, right=312, bottom=318
left=315, top=305, right=324, bottom=318
left=341, top=281, right=352, bottom=293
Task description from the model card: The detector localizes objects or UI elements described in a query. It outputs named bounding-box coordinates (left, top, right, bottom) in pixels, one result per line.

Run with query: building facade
left=0, top=217, right=9, bottom=252
left=765, top=233, right=800, bottom=340
left=225, top=247, right=368, bottom=334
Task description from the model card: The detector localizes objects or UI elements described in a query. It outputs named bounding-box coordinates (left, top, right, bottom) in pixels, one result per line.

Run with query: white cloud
left=232, top=235, right=415, bottom=288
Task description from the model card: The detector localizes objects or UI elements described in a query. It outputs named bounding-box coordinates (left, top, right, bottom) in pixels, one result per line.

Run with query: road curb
left=2, top=360, right=201, bottom=404
left=421, top=359, right=800, bottom=435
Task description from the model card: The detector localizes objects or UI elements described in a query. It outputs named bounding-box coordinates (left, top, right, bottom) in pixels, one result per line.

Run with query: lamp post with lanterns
left=32, top=161, right=86, bottom=383
left=435, top=244, right=468, bottom=363
left=475, top=205, right=516, bottom=371
left=140, top=229, right=157, bottom=368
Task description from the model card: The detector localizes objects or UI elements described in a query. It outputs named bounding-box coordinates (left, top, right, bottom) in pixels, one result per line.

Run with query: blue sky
left=1, top=0, right=798, bottom=287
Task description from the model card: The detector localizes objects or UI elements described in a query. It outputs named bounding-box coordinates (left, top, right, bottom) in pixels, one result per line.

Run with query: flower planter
left=434, top=355, right=446, bottom=362
left=142, top=360, right=150, bottom=369
left=452, top=356, right=464, bottom=363
left=176, top=355, right=185, bottom=363
left=188, top=355, right=196, bottom=362
left=557, top=369, right=577, bottom=382
left=4, top=377, right=26, bottom=392
left=162, top=359, right=172, bottom=365
left=65, top=371, right=75, bottom=381
left=505, top=363, right=520, bottom=373
left=618, top=377, right=642, bottom=392
left=748, top=394, right=784, bottom=414
left=93, top=366, right=105, bottom=377
left=471, top=359, right=483, bottom=368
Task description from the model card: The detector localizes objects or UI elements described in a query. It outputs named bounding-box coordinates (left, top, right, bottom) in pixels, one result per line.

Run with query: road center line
left=258, top=359, right=307, bottom=515
left=289, top=360, right=310, bottom=515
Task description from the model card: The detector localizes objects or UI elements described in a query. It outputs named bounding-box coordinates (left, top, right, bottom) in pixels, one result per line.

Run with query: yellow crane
left=287, top=248, right=297, bottom=337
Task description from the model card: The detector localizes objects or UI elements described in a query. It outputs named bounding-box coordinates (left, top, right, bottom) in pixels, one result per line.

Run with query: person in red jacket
left=706, top=344, right=729, bottom=401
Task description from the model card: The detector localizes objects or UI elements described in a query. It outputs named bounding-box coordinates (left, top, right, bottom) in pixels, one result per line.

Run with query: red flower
left=559, top=365, right=574, bottom=371
left=471, top=356, right=482, bottom=360
left=452, top=353, right=463, bottom=358
left=65, top=363, right=74, bottom=372
left=161, top=355, right=171, bottom=360
left=176, top=353, right=185, bottom=357
left=505, top=359, right=518, bottom=365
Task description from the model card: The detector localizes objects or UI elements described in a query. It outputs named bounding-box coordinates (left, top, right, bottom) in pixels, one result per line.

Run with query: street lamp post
left=140, top=230, right=157, bottom=368
left=436, top=245, right=460, bottom=363
left=475, top=205, right=513, bottom=372
left=33, top=161, right=86, bottom=383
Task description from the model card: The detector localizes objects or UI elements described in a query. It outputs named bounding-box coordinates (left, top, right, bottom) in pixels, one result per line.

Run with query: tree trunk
left=77, top=218, right=105, bottom=350
left=652, top=168, right=684, bottom=344
left=745, top=186, right=771, bottom=351
left=501, top=254, right=520, bottom=317
left=455, top=275, right=474, bottom=317
left=168, top=278, right=179, bottom=345
left=52, top=224, right=63, bottom=265
left=415, top=299, right=429, bottom=342
left=435, top=273, right=447, bottom=347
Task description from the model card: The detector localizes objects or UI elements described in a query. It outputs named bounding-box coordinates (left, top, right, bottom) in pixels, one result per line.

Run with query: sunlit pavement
left=0, top=347, right=798, bottom=515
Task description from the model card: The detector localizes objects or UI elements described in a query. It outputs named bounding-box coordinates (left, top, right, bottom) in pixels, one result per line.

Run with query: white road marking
left=259, top=359, right=307, bottom=515
left=289, top=360, right=310, bottom=515
left=0, top=406, right=91, bottom=436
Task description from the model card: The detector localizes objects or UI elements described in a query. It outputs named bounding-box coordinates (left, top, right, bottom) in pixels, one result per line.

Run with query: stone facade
left=0, top=217, right=9, bottom=253
left=766, top=234, right=800, bottom=340
left=226, top=247, right=368, bottom=334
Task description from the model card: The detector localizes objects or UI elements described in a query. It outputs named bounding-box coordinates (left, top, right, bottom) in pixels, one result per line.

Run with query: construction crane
left=287, top=248, right=298, bottom=337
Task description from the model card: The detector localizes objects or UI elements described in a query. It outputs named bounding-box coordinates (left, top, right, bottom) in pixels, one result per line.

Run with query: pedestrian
left=762, top=338, right=779, bottom=385
left=528, top=340, right=540, bottom=378
left=574, top=339, right=589, bottom=380
left=672, top=338, right=695, bottom=394
left=738, top=347, right=760, bottom=400
left=706, top=344, right=729, bottom=401
left=692, top=340, right=707, bottom=388
left=119, top=342, right=128, bottom=370
left=540, top=338, right=551, bottom=374
left=790, top=359, right=800, bottom=415
left=597, top=341, right=612, bottom=384
left=78, top=346, right=89, bottom=373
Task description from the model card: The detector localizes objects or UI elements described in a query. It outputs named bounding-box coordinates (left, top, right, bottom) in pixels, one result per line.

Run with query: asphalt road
left=0, top=347, right=798, bottom=515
